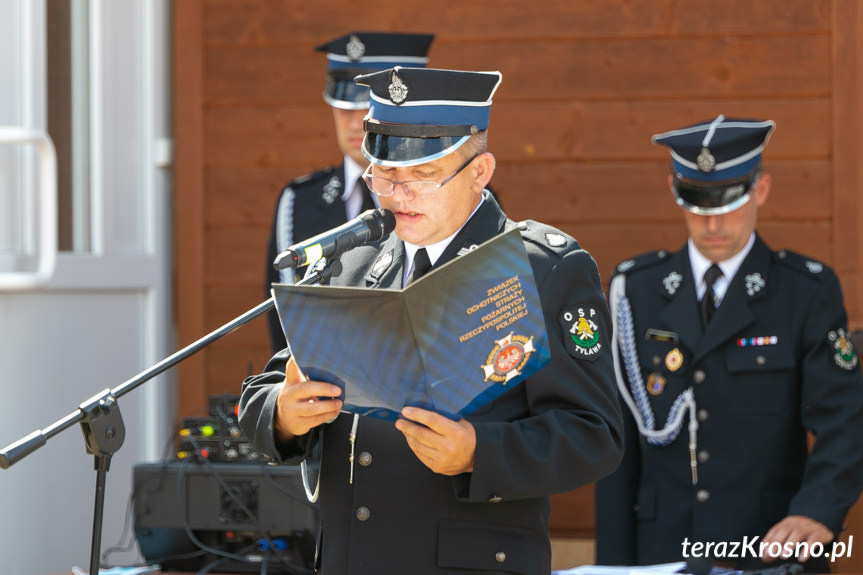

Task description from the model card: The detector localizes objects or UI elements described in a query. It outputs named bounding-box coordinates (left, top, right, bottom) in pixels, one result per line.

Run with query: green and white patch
left=559, top=306, right=604, bottom=361
left=828, top=328, right=858, bottom=371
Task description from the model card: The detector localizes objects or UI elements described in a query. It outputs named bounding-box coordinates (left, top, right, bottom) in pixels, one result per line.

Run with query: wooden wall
left=174, top=0, right=863, bottom=569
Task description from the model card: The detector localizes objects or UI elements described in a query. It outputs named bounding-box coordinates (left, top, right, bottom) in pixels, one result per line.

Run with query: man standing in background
left=595, top=115, right=863, bottom=572
left=264, top=32, right=434, bottom=352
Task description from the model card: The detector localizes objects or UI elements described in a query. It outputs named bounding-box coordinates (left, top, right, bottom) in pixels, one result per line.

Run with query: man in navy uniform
left=595, top=115, right=863, bottom=571
left=241, top=67, right=624, bottom=574
left=264, top=32, right=434, bottom=353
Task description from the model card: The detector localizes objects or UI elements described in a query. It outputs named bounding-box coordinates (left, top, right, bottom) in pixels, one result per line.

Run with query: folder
left=272, top=228, right=550, bottom=420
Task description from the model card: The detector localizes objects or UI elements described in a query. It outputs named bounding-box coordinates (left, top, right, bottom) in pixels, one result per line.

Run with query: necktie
left=700, top=264, right=723, bottom=328
left=407, top=248, right=432, bottom=285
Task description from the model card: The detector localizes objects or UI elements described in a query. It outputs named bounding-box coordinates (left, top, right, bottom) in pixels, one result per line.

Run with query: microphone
left=273, top=208, right=396, bottom=271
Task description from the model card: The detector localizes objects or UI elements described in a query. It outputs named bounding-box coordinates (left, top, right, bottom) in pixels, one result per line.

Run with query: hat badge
left=697, top=146, right=716, bottom=172
left=388, top=70, right=409, bottom=104
left=346, top=34, right=365, bottom=61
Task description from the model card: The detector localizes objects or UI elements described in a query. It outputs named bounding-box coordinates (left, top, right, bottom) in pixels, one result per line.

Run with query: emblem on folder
left=482, top=332, right=536, bottom=384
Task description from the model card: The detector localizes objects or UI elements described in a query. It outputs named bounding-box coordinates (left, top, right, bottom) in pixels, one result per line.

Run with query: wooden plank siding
left=175, top=0, right=863, bottom=568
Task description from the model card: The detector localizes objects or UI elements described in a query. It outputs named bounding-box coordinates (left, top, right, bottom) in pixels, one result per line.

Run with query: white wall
left=0, top=1, right=174, bottom=573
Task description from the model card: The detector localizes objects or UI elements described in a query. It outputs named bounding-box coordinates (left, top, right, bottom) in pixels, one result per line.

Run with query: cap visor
left=362, top=133, right=470, bottom=167
left=672, top=176, right=755, bottom=216
left=324, top=78, right=370, bottom=110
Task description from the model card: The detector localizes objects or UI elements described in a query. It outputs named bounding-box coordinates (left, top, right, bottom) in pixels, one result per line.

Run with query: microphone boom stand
left=0, top=267, right=329, bottom=575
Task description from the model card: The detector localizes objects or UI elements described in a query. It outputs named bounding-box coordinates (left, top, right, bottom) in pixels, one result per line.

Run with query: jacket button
left=356, top=506, right=370, bottom=521
left=488, top=495, right=503, bottom=503
left=495, top=552, right=506, bottom=563
left=697, top=409, right=709, bottom=422
left=697, top=450, right=710, bottom=463
left=693, top=370, right=706, bottom=384
left=756, top=355, right=767, bottom=366
left=358, top=451, right=372, bottom=466
left=696, top=490, right=710, bottom=503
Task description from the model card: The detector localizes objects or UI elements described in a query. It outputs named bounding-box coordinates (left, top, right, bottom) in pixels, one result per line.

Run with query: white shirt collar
left=341, top=156, right=364, bottom=201
left=689, top=233, right=756, bottom=302
left=341, top=156, right=377, bottom=219
left=403, top=196, right=485, bottom=285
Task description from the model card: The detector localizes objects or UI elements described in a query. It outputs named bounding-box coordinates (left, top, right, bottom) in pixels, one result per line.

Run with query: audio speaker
left=133, top=461, right=318, bottom=573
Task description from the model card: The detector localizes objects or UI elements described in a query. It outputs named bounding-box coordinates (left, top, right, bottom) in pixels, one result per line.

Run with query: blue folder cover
left=272, top=228, right=550, bottom=420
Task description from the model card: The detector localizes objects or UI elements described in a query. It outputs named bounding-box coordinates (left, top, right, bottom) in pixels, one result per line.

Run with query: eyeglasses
left=362, top=155, right=478, bottom=197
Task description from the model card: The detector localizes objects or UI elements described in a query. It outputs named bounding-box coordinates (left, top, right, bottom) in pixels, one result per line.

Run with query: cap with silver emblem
left=353, top=67, right=503, bottom=167
left=315, top=32, right=434, bottom=110
left=652, top=115, right=776, bottom=216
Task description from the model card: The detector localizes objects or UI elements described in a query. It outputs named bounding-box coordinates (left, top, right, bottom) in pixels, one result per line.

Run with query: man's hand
left=274, top=356, right=343, bottom=440
left=396, top=406, right=476, bottom=475
left=761, top=515, right=834, bottom=563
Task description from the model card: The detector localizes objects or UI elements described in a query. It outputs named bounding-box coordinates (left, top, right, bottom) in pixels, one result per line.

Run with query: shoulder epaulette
left=512, top=220, right=580, bottom=257
left=774, top=249, right=833, bottom=282
left=612, top=250, right=671, bottom=278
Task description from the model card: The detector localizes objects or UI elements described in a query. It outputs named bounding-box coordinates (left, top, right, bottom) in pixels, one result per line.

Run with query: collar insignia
left=744, top=272, right=765, bottom=296
left=388, top=70, right=409, bottom=104
left=322, top=175, right=341, bottom=204
left=370, top=250, right=393, bottom=280
left=346, top=34, right=365, bottom=61
left=662, top=271, right=683, bottom=295
left=805, top=261, right=824, bottom=274
left=457, top=243, right=479, bottom=257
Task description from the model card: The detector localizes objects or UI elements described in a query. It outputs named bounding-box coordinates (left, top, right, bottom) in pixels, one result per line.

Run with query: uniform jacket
left=242, top=192, right=624, bottom=575
left=595, top=235, right=863, bottom=570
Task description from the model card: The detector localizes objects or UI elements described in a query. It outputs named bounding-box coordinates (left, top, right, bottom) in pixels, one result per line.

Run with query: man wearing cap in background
left=240, top=66, right=623, bottom=574
left=595, top=115, right=863, bottom=571
left=264, top=32, right=434, bottom=353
